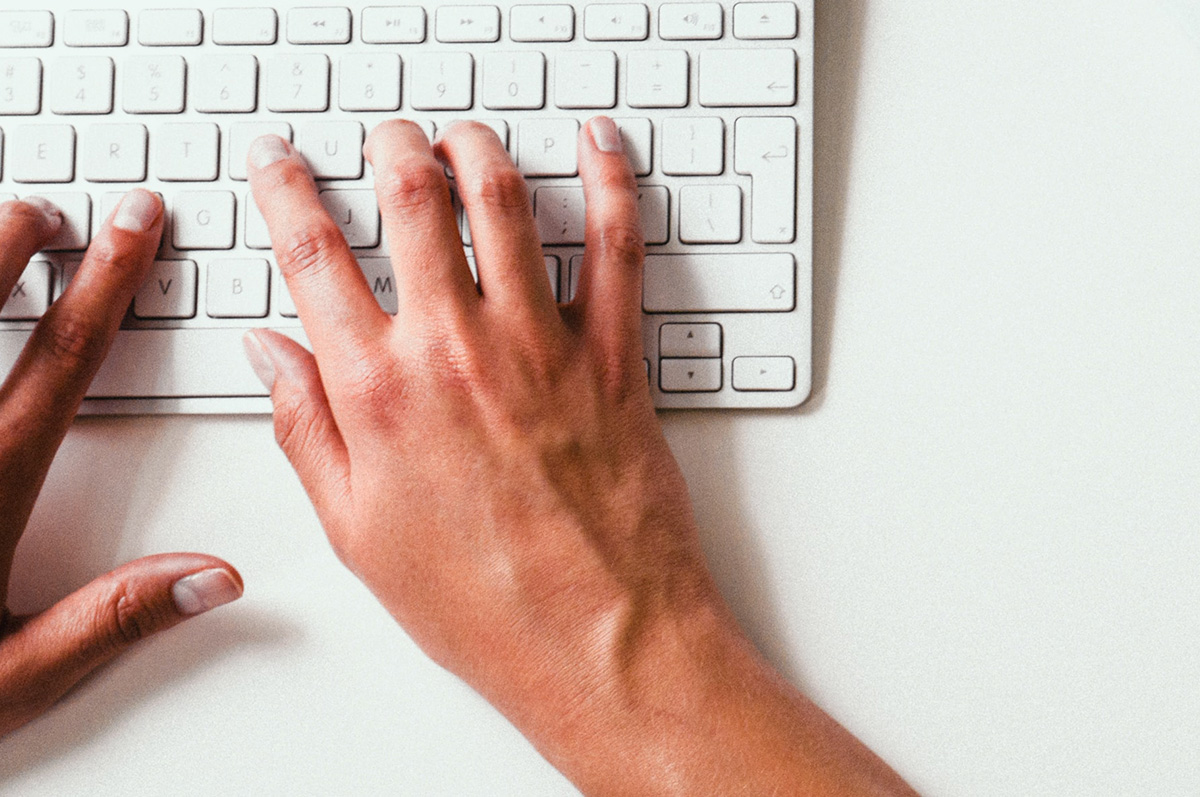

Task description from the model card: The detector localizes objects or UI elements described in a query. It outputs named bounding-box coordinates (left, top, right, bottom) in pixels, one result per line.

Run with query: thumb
left=0, top=553, right=242, bottom=736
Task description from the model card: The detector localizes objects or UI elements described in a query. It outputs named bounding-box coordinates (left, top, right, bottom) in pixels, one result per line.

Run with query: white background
left=3, top=1, right=1200, bottom=794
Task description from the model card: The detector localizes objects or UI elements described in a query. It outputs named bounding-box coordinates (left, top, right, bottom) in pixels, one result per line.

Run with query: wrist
left=518, top=586, right=773, bottom=796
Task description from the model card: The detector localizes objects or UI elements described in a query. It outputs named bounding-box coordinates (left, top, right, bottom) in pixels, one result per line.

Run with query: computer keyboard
left=0, top=1, right=812, bottom=413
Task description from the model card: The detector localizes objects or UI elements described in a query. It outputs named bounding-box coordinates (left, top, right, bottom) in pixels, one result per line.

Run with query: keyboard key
left=732, top=356, right=795, bottom=391
left=734, top=116, right=796, bottom=243
left=10, top=125, right=75, bottom=183
left=517, top=118, right=579, bottom=176
left=122, top=55, right=187, bottom=114
left=509, top=5, right=574, bottom=42
left=555, top=50, right=617, bottom=109
left=275, top=267, right=297, bottom=316
left=626, top=51, right=688, bottom=109
left=206, top=259, right=269, bottom=318
left=82, top=123, right=148, bottom=182
left=679, top=185, right=741, bottom=244
left=0, top=58, right=43, bottom=115
left=534, top=186, right=585, bottom=245
left=637, top=185, right=670, bottom=245
left=658, top=3, right=723, bottom=40
left=29, top=192, right=91, bottom=250
left=49, top=56, right=114, bottom=115
left=228, top=122, right=292, bottom=180
left=356, top=257, right=399, bottom=314
left=172, top=191, right=236, bottom=250
left=192, top=55, right=258, bottom=113
left=287, top=7, right=351, bottom=44
left=134, top=260, right=198, bottom=319
left=643, top=253, right=794, bottom=313
left=266, top=54, right=331, bottom=113
left=436, top=6, right=500, bottom=43
left=244, top=194, right=271, bottom=249
left=613, top=117, right=652, bottom=176
left=733, top=2, right=798, bottom=40
left=295, top=122, right=364, bottom=179
left=699, top=49, right=796, bottom=107
left=483, top=52, right=546, bottom=111
left=138, top=9, right=203, bottom=46
left=0, top=261, right=52, bottom=320
left=318, top=189, right=379, bottom=248
left=661, top=117, right=724, bottom=175
left=63, top=10, right=128, bottom=47
left=361, top=6, right=425, bottom=43
left=660, top=323, right=722, bottom=358
left=212, top=8, right=277, bottom=45
left=409, top=52, right=474, bottom=111
left=0, top=12, right=53, bottom=48
left=156, top=123, right=219, bottom=182
left=660, top=359, right=721, bottom=393
left=339, top=53, right=402, bottom=112
left=584, top=4, right=648, bottom=41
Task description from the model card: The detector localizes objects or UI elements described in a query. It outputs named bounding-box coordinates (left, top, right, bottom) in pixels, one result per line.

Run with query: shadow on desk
left=0, top=418, right=302, bottom=782
left=670, top=0, right=869, bottom=686
left=0, top=606, right=299, bottom=783
left=804, top=0, right=869, bottom=412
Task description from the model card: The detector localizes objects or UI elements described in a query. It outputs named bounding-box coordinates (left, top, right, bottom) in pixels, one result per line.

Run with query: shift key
left=643, top=253, right=795, bottom=313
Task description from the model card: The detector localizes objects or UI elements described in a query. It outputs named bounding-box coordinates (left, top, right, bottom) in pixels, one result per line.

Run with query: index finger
left=247, top=135, right=390, bottom=358
left=0, top=190, right=162, bottom=456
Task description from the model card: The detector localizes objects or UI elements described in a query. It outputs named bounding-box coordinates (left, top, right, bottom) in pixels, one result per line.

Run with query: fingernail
left=172, top=568, right=243, bottom=616
left=112, top=189, right=161, bottom=233
left=590, top=117, right=623, bottom=153
left=22, top=196, right=63, bottom=231
left=249, top=135, right=292, bottom=170
left=243, top=330, right=276, bottom=391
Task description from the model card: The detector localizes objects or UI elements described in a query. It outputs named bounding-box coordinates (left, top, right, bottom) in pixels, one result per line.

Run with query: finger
left=574, top=117, right=646, bottom=361
left=365, top=120, right=478, bottom=320
left=0, top=553, right=241, bottom=737
left=247, top=135, right=389, bottom=359
left=0, top=198, right=62, bottom=304
left=243, top=329, right=350, bottom=517
left=0, top=190, right=163, bottom=456
left=433, top=122, right=555, bottom=319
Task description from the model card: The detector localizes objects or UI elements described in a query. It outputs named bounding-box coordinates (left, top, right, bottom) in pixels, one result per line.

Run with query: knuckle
left=37, top=311, right=106, bottom=372
left=375, top=160, right=447, bottom=211
left=339, top=353, right=404, bottom=421
left=277, top=223, right=345, bottom=283
left=0, top=200, right=51, bottom=232
left=459, top=168, right=530, bottom=212
left=94, top=581, right=167, bottom=652
left=598, top=220, right=645, bottom=265
left=272, top=392, right=320, bottom=456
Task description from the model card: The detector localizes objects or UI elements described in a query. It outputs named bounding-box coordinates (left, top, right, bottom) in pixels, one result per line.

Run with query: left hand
left=0, top=191, right=243, bottom=738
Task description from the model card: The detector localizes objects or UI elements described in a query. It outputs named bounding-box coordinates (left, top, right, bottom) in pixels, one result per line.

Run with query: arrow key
left=732, top=357, right=795, bottom=392
left=660, top=323, right=722, bottom=358
left=660, top=358, right=722, bottom=393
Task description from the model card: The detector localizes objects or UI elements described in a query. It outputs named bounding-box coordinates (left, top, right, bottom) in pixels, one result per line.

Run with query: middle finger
left=365, top=120, right=478, bottom=322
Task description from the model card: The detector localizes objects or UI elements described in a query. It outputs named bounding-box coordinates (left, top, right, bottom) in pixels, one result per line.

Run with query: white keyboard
left=0, top=1, right=812, bottom=413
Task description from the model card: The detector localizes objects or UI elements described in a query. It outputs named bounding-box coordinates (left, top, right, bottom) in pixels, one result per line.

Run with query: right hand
left=244, top=119, right=915, bottom=796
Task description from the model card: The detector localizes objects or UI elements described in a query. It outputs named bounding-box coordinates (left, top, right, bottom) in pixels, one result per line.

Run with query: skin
left=0, top=119, right=917, bottom=795
left=0, top=191, right=242, bottom=736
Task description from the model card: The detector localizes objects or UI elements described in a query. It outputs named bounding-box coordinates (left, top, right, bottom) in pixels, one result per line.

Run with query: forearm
left=520, top=597, right=917, bottom=797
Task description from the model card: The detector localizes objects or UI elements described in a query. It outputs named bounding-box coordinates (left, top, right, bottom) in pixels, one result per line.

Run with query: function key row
left=0, top=4, right=799, bottom=48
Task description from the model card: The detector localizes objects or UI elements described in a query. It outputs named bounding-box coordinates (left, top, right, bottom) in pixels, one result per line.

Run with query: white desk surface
left=4, top=2, right=1200, bottom=794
